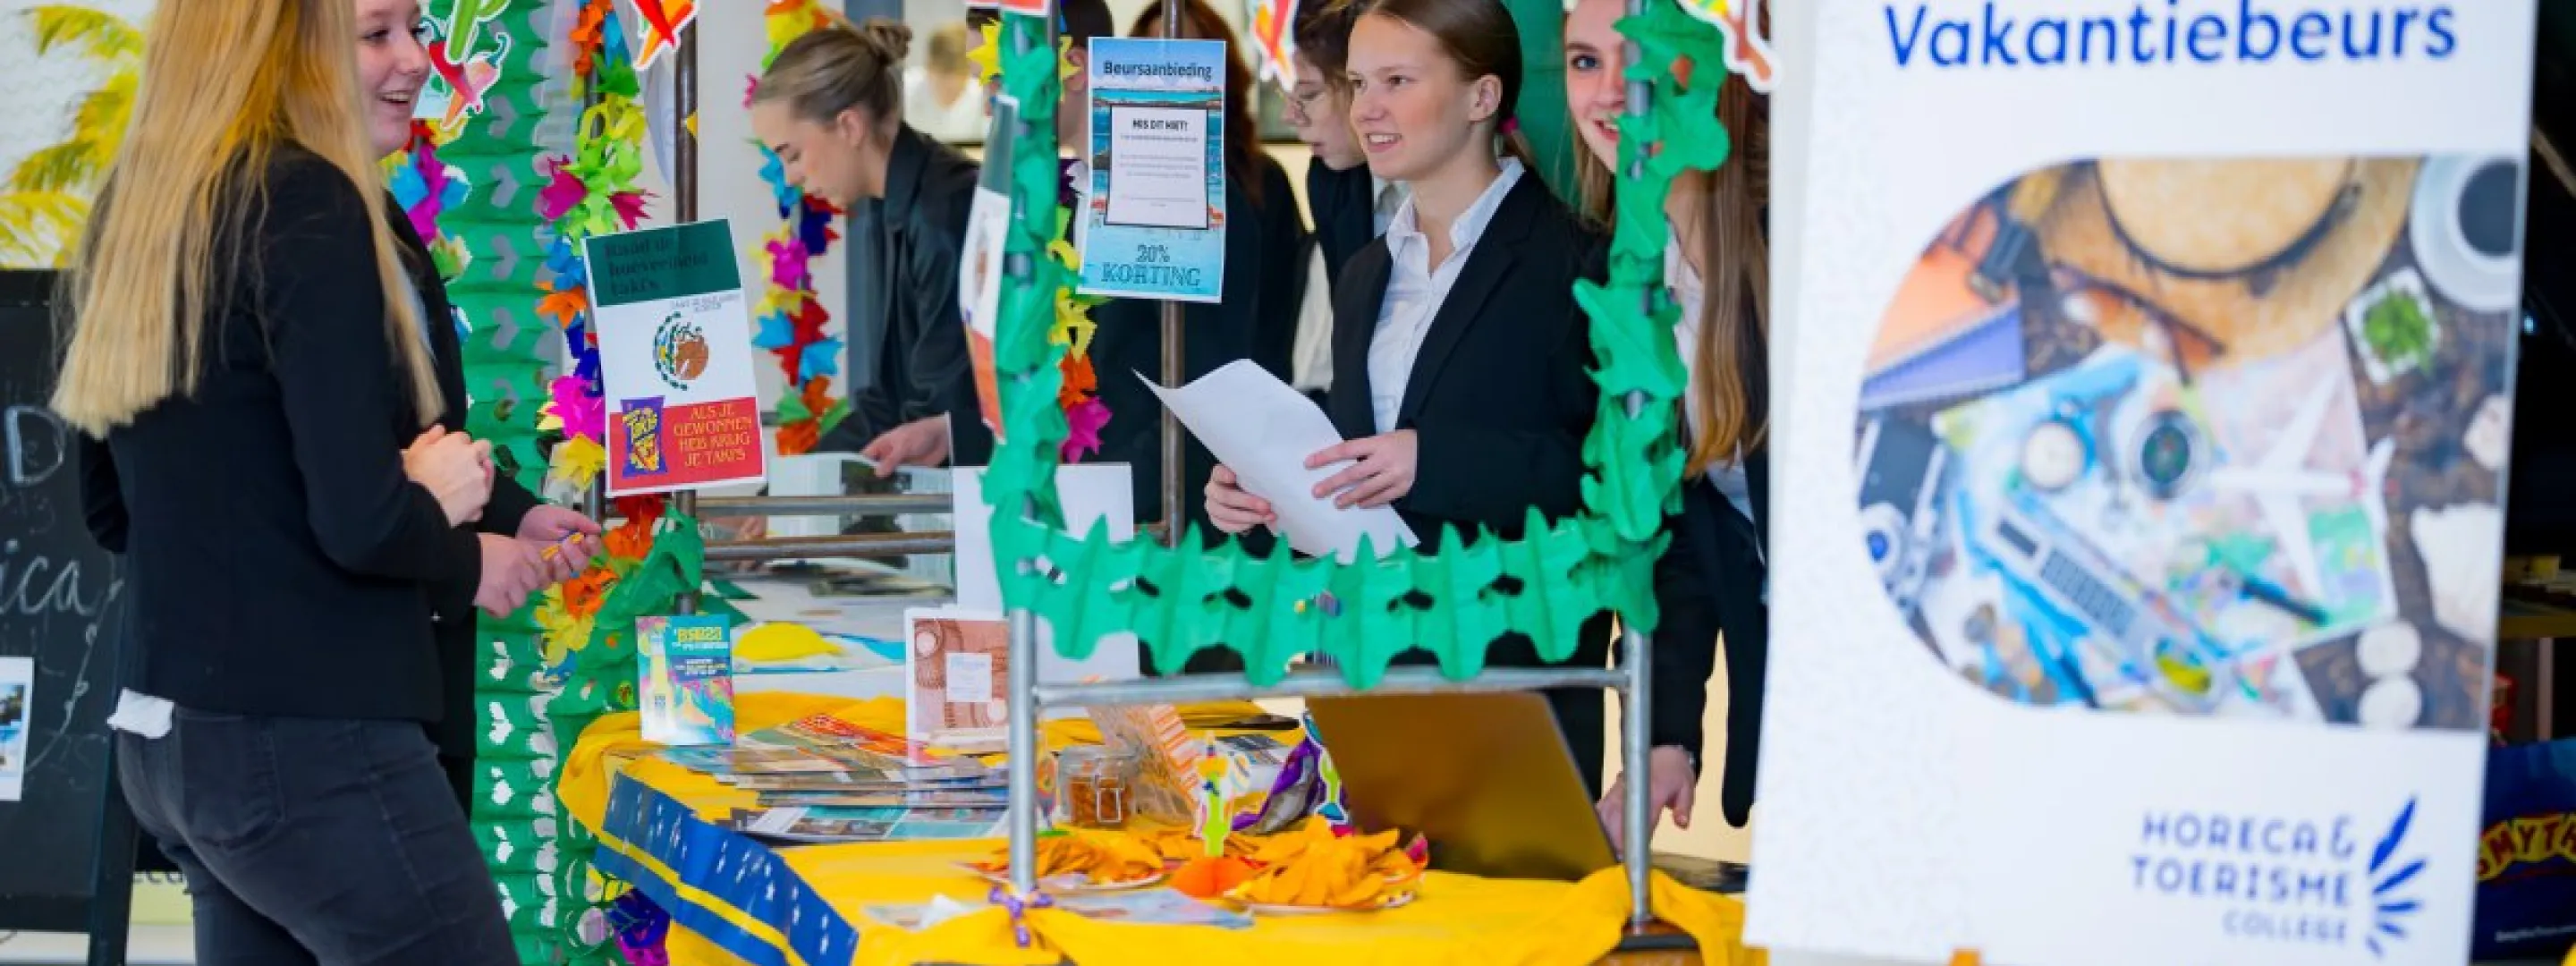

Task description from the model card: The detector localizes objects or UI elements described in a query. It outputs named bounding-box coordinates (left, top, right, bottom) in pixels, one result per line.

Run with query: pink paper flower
left=549, top=375, right=606, bottom=442
left=766, top=237, right=811, bottom=292
left=610, top=191, right=653, bottom=230
left=538, top=157, right=589, bottom=222
left=1061, top=397, right=1111, bottom=462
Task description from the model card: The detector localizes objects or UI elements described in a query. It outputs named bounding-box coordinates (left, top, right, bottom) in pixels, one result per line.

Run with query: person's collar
left=1386, top=156, right=1522, bottom=255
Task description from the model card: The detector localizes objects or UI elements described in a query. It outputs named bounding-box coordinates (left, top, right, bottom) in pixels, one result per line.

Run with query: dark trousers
left=117, top=711, right=515, bottom=966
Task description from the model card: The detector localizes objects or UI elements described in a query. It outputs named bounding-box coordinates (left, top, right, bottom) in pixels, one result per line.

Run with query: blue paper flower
left=797, top=200, right=836, bottom=253
left=387, top=164, right=429, bottom=209
left=750, top=311, right=796, bottom=350
left=800, top=336, right=843, bottom=381
left=758, top=148, right=797, bottom=217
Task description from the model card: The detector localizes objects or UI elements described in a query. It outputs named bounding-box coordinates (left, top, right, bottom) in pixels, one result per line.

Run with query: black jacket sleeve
left=80, top=432, right=126, bottom=555
left=1648, top=501, right=1721, bottom=757
left=477, top=474, right=540, bottom=538
left=261, top=164, right=479, bottom=584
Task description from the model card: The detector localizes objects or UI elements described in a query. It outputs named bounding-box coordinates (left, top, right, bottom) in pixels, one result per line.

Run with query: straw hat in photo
left=2032, top=157, right=2419, bottom=366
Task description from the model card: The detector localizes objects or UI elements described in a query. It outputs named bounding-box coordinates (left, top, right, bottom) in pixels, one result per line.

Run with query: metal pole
left=1618, top=0, right=1656, bottom=929
left=699, top=531, right=958, bottom=562
left=1036, top=666, right=1630, bottom=708
left=1005, top=606, right=1041, bottom=895
left=1622, top=628, right=1655, bottom=928
left=672, top=20, right=701, bottom=615
left=1156, top=0, right=1185, bottom=545
left=695, top=494, right=956, bottom=518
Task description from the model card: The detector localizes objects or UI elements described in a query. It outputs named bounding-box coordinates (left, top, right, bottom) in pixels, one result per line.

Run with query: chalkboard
left=0, top=269, right=135, bottom=933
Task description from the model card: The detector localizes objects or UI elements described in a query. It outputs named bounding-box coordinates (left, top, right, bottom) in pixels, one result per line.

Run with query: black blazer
left=1248, top=155, right=1311, bottom=386
left=1325, top=172, right=1602, bottom=543
left=1089, top=167, right=1271, bottom=535
left=388, top=197, right=542, bottom=763
left=1649, top=451, right=1770, bottom=828
left=80, top=148, right=478, bottom=725
left=826, top=124, right=993, bottom=466
left=1306, top=161, right=1377, bottom=287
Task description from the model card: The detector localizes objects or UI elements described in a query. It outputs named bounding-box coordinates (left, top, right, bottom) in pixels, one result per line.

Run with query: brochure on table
left=1753, top=4, right=2537, bottom=965
left=1077, top=38, right=1229, bottom=302
left=586, top=219, right=768, bottom=496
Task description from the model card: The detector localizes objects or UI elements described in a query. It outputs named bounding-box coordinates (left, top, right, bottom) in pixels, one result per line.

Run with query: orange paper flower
left=605, top=521, right=657, bottom=561
left=776, top=419, right=819, bottom=456
left=561, top=568, right=617, bottom=618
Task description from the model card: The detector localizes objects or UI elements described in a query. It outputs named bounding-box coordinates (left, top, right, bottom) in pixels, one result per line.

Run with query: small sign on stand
left=1076, top=38, right=1230, bottom=303
left=586, top=219, right=769, bottom=496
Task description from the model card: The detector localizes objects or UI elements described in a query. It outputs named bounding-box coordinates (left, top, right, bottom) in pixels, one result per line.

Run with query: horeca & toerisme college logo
left=2131, top=797, right=2426, bottom=957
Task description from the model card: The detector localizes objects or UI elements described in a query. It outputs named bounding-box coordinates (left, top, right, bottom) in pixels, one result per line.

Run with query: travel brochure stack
left=660, top=709, right=1009, bottom=844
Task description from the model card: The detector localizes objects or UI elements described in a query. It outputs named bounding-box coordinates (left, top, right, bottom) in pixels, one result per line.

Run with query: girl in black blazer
left=58, top=1, right=533, bottom=959
left=1207, top=0, right=1617, bottom=789
left=1566, top=0, right=1774, bottom=846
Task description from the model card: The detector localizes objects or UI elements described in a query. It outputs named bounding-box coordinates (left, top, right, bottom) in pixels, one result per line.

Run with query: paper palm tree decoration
left=0, top=4, right=141, bottom=267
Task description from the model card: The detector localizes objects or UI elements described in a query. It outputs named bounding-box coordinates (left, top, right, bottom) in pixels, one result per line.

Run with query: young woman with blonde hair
left=1563, top=0, right=1773, bottom=849
left=61, top=0, right=518, bottom=959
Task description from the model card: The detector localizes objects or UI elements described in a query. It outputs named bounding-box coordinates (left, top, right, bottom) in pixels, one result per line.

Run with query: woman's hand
left=517, top=504, right=604, bottom=583
left=1307, top=429, right=1417, bottom=509
left=1205, top=465, right=1275, bottom=534
left=1597, top=746, right=1699, bottom=851
left=474, top=534, right=547, bottom=616
left=860, top=414, right=952, bottom=476
left=404, top=427, right=493, bottom=527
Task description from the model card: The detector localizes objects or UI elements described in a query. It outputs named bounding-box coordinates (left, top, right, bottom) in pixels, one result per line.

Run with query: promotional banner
left=588, top=220, right=768, bottom=496
left=1078, top=38, right=1228, bottom=302
left=1753, top=3, right=2537, bottom=964
left=961, top=97, right=1020, bottom=441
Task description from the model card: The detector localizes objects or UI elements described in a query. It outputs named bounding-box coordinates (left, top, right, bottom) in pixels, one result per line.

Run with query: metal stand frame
left=622, top=0, right=1671, bottom=939
left=996, top=0, right=1665, bottom=929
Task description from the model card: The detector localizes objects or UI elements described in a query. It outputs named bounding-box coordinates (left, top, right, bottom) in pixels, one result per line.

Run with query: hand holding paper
left=1143, top=360, right=1414, bottom=562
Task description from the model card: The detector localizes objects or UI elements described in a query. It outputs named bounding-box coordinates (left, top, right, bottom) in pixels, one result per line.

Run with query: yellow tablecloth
left=562, top=692, right=1764, bottom=966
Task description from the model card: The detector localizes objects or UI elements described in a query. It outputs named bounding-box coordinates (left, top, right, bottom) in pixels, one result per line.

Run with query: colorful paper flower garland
left=973, top=20, right=1111, bottom=461
left=752, top=0, right=850, bottom=456
left=386, top=120, right=476, bottom=284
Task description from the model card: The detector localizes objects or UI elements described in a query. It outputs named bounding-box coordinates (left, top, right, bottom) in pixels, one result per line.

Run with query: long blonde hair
left=53, top=0, right=437, bottom=436
left=1577, top=70, right=1769, bottom=476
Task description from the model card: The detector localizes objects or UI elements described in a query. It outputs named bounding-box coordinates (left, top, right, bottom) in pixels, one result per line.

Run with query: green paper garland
left=985, top=1, right=1731, bottom=683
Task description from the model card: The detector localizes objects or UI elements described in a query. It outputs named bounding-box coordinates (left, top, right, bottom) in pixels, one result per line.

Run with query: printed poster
left=1078, top=38, right=1228, bottom=302
left=0, top=657, right=29, bottom=801
left=586, top=219, right=768, bottom=496
left=904, top=607, right=1011, bottom=742
left=960, top=97, right=1019, bottom=442
left=1755, top=3, right=2537, bottom=965
left=639, top=615, right=733, bottom=746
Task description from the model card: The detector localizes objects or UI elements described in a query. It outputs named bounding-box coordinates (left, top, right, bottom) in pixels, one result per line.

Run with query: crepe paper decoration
left=572, top=0, right=614, bottom=76
left=978, top=2, right=1715, bottom=685
left=626, top=0, right=697, bottom=70
left=607, top=890, right=673, bottom=966
left=538, top=156, right=587, bottom=221
left=1249, top=0, right=1300, bottom=87
left=1062, top=396, right=1110, bottom=462
left=797, top=199, right=840, bottom=252
left=547, top=375, right=608, bottom=442
left=548, top=436, right=610, bottom=492
left=765, top=236, right=810, bottom=291
left=970, top=21, right=1004, bottom=82
left=798, top=336, right=843, bottom=381
left=402, top=0, right=591, bottom=951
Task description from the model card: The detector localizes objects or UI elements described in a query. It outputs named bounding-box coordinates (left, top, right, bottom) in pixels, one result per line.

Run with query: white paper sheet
left=1140, top=360, right=1415, bottom=562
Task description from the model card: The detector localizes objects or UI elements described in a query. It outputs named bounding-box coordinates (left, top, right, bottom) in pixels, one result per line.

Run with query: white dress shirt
left=1366, top=158, right=1523, bottom=436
